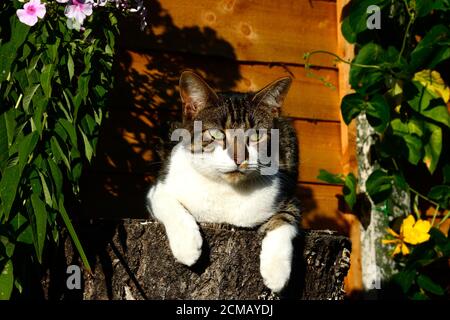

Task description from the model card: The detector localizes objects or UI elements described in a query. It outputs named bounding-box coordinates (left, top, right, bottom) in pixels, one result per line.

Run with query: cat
left=146, top=71, right=301, bottom=292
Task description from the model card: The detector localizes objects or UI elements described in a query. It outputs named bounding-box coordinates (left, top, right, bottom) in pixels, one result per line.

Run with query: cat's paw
left=260, top=225, right=296, bottom=292
left=167, top=218, right=203, bottom=266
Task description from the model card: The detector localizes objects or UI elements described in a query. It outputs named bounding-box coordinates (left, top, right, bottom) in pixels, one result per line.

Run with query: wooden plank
left=298, top=183, right=349, bottom=233
left=343, top=214, right=363, bottom=297
left=294, top=120, right=342, bottom=183
left=121, top=0, right=338, bottom=67
left=125, top=50, right=340, bottom=121
left=232, top=64, right=340, bottom=121
left=336, top=17, right=357, bottom=175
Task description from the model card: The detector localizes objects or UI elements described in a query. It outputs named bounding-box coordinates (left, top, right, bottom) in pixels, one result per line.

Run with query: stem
left=391, top=159, right=440, bottom=210
left=437, top=210, right=450, bottom=227
left=392, top=158, right=399, bottom=171
left=14, top=94, right=23, bottom=109
left=408, top=187, right=440, bottom=207
left=398, top=0, right=416, bottom=62
left=431, top=205, right=440, bottom=226
left=305, top=50, right=383, bottom=70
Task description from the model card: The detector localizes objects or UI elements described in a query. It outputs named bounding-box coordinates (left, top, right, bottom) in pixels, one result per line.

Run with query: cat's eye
left=249, top=131, right=267, bottom=143
left=207, top=129, right=225, bottom=140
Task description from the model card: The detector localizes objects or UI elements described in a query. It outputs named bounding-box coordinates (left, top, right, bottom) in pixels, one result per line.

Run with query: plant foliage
left=311, top=0, right=450, bottom=299
left=0, top=1, right=124, bottom=299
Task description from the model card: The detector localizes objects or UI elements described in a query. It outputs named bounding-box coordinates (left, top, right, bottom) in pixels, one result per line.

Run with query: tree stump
left=50, top=220, right=351, bottom=300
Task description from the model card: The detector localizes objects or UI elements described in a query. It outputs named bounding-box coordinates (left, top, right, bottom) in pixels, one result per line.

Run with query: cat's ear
left=252, top=77, right=292, bottom=117
left=179, top=71, right=219, bottom=120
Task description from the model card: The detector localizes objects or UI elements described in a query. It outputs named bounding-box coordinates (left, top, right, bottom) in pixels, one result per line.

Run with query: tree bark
left=49, top=220, right=351, bottom=300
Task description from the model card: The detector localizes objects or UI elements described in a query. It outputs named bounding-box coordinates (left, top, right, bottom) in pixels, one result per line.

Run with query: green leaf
left=422, top=123, right=442, bottom=174
left=411, top=292, right=429, bottom=300
left=22, top=84, right=40, bottom=113
left=17, top=225, right=33, bottom=245
left=30, top=194, right=48, bottom=263
left=30, top=95, right=48, bottom=135
left=407, top=240, right=437, bottom=268
left=14, top=278, right=23, bottom=295
left=393, top=173, right=408, bottom=190
left=365, top=94, right=390, bottom=132
left=341, top=93, right=365, bottom=125
left=18, top=131, right=38, bottom=168
left=0, top=114, right=9, bottom=169
left=341, top=93, right=390, bottom=132
left=413, top=70, right=449, bottom=102
left=0, top=260, right=14, bottom=300
left=410, top=24, right=450, bottom=70
left=407, top=82, right=450, bottom=128
left=340, top=0, right=387, bottom=43
left=58, top=199, right=91, bottom=272
left=40, top=64, right=53, bottom=98
left=79, top=128, right=93, bottom=162
left=0, top=16, right=30, bottom=82
left=430, top=228, right=450, bottom=257
left=50, top=137, right=70, bottom=170
left=417, top=274, right=444, bottom=296
left=2, top=109, right=17, bottom=148
left=47, top=159, right=63, bottom=195
left=46, top=37, right=60, bottom=63
left=9, top=212, right=28, bottom=232
left=75, top=74, right=90, bottom=108
left=0, top=236, right=14, bottom=258
left=344, top=173, right=357, bottom=209
left=416, top=0, right=435, bottom=17
left=392, top=268, right=416, bottom=294
left=0, top=132, right=38, bottom=220
left=349, top=43, right=385, bottom=93
left=366, top=169, right=393, bottom=204
left=341, top=15, right=357, bottom=44
left=428, top=185, right=450, bottom=209
left=59, top=119, right=77, bottom=146
left=38, top=171, right=52, bottom=206
left=390, top=119, right=423, bottom=165
left=27, top=52, right=42, bottom=73
left=317, top=169, right=345, bottom=185
left=67, top=53, right=74, bottom=81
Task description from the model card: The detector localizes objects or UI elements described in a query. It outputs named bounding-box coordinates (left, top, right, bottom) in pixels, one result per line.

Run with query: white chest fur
left=160, top=145, right=280, bottom=227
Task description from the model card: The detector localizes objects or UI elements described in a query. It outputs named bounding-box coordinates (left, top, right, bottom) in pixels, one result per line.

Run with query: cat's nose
left=239, top=161, right=248, bottom=170
left=227, top=140, right=247, bottom=165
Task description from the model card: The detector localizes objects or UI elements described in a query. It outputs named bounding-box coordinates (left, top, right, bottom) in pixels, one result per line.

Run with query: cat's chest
left=165, top=153, right=279, bottom=227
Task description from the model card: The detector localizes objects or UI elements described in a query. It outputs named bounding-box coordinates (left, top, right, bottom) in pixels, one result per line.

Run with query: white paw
left=260, top=225, right=296, bottom=292
left=166, top=217, right=203, bottom=266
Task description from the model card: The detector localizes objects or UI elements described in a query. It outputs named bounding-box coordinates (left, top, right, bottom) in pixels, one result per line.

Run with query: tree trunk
left=47, top=220, right=351, bottom=300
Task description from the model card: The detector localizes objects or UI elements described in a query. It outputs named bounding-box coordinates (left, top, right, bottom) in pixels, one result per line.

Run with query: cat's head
left=175, top=71, right=292, bottom=184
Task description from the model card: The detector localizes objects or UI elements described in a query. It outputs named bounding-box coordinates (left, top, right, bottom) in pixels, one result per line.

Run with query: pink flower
left=64, top=0, right=93, bottom=26
left=16, top=0, right=46, bottom=27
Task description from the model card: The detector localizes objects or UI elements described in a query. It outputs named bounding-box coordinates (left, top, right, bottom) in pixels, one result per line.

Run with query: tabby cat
left=147, top=71, right=301, bottom=292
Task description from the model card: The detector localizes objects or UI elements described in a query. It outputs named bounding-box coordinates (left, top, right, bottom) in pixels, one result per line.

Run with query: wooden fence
left=82, top=0, right=363, bottom=295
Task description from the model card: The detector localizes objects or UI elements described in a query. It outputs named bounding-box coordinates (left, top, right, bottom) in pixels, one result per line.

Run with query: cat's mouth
left=221, top=170, right=246, bottom=184
left=224, top=170, right=244, bottom=175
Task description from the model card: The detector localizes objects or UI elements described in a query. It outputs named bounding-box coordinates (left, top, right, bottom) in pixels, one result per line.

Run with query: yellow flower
left=381, top=215, right=431, bottom=256
left=402, top=215, right=431, bottom=245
